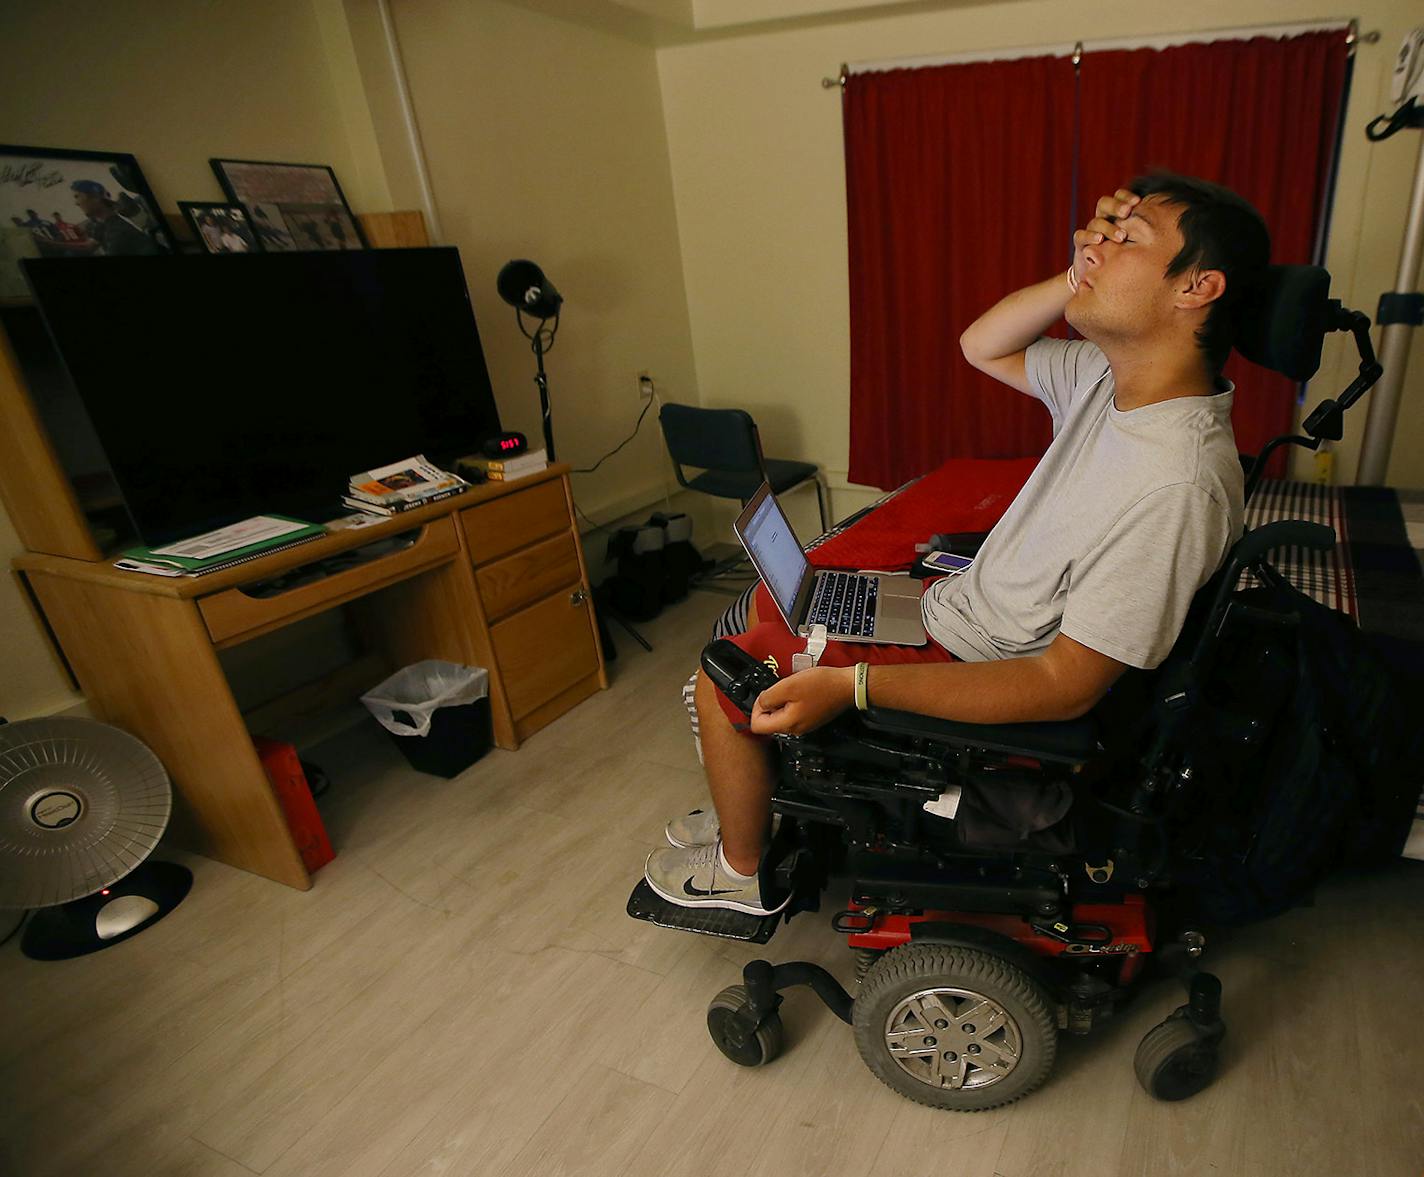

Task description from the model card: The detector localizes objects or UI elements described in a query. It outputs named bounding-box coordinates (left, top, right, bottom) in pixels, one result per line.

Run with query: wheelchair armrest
left=859, top=707, right=1099, bottom=765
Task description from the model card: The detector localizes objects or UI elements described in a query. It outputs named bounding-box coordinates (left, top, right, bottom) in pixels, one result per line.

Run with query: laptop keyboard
left=807, top=571, right=877, bottom=637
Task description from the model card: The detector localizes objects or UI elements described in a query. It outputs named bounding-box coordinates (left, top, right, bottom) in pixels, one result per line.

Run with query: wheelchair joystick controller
left=701, top=639, right=780, bottom=718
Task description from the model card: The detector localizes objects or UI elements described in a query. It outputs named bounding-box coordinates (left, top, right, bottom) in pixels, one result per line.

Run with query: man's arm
left=748, top=633, right=1126, bottom=736
left=959, top=188, right=1142, bottom=395
left=958, top=274, right=1073, bottom=395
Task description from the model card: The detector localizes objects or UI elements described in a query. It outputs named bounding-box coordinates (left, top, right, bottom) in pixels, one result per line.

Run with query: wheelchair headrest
left=1234, top=265, right=1332, bottom=383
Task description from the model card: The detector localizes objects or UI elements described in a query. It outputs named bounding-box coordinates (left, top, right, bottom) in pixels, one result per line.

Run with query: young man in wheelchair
left=645, top=171, right=1270, bottom=917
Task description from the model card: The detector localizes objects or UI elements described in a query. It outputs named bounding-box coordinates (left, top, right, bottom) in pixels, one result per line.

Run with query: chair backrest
left=658, top=403, right=765, bottom=481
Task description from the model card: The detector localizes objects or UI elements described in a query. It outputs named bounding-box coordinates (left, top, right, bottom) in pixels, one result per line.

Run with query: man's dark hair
left=1128, top=171, right=1271, bottom=373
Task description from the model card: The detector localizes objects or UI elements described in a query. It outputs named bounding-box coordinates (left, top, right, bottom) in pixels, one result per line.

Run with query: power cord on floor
left=574, top=502, right=611, bottom=534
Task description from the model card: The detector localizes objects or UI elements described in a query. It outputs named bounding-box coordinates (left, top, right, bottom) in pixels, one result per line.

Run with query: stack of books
left=467, top=447, right=549, bottom=483
left=343, top=455, right=471, bottom=516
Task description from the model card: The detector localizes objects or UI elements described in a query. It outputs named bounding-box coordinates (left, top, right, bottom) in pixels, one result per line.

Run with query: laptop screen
left=740, top=491, right=809, bottom=623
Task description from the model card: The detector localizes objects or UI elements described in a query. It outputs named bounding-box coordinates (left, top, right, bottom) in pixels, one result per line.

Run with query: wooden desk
left=15, top=465, right=606, bottom=890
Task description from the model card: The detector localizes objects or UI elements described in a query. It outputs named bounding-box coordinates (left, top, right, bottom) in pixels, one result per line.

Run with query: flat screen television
left=22, top=247, right=502, bottom=545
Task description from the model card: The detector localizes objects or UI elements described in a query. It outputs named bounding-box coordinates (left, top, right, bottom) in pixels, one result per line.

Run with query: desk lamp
left=496, top=259, right=563, bottom=461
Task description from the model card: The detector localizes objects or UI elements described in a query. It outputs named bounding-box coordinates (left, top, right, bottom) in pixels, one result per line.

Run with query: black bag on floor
left=648, top=512, right=706, bottom=603
left=604, top=523, right=667, bottom=621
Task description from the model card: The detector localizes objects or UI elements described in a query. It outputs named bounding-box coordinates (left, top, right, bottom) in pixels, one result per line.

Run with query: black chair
left=629, top=265, right=1389, bottom=1111
left=659, top=402, right=830, bottom=532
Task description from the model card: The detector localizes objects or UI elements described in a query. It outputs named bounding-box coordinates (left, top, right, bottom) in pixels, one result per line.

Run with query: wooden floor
left=3, top=587, right=1422, bottom=1177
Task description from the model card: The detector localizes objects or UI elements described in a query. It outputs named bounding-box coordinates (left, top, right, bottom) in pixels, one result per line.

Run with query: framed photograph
left=178, top=202, right=261, bottom=254
left=0, top=144, right=173, bottom=303
left=210, top=158, right=366, bottom=252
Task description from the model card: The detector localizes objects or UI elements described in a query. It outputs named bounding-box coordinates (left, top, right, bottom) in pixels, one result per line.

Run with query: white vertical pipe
left=376, top=0, right=443, bottom=243
left=1357, top=131, right=1424, bottom=484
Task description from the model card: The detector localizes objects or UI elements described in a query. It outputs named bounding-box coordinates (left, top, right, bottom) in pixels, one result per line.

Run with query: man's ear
left=1175, top=268, right=1226, bottom=310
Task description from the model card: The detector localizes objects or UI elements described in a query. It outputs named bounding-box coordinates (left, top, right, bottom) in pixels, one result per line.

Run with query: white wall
left=373, top=0, right=699, bottom=527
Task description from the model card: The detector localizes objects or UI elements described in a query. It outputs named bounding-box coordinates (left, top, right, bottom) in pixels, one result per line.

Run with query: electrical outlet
left=637, top=371, right=654, bottom=401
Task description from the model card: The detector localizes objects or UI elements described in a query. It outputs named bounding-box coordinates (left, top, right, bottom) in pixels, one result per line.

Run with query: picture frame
left=0, top=143, right=173, bottom=304
left=178, top=202, right=262, bottom=255
left=210, top=158, right=367, bottom=253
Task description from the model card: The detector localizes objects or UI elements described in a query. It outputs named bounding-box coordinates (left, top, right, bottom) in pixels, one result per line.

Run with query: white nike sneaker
left=664, top=808, right=780, bottom=849
left=643, top=840, right=789, bottom=916
left=664, top=807, right=718, bottom=848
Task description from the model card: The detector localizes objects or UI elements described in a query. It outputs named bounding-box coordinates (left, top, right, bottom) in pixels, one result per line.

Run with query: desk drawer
left=198, top=516, right=460, bottom=647
left=461, top=480, right=568, bottom=565
left=492, top=584, right=599, bottom=719
left=477, top=529, right=581, bottom=622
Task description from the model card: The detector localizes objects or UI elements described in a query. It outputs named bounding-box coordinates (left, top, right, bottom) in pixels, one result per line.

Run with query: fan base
left=22, top=861, right=193, bottom=961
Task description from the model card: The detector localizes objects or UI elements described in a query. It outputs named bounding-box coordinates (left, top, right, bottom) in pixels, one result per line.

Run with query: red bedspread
left=810, top=458, right=1038, bottom=571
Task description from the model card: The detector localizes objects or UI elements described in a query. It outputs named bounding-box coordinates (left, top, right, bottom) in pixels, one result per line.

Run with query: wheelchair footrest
left=626, top=880, right=781, bottom=944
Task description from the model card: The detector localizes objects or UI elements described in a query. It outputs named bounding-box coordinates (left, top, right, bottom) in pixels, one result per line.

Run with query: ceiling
left=498, top=0, right=990, bottom=46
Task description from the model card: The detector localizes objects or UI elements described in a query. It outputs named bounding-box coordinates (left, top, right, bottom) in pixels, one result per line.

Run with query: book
left=477, top=468, right=550, bottom=482
left=117, top=515, right=326, bottom=576
left=338, top=486, right=467, bottom=518
left=349, top=454, right=467, bottom=505
left=468, top=447, right=548, bottom=474
left=340, top=483, right=470, bottom=516
left=467, top=449, right=549, bottom=481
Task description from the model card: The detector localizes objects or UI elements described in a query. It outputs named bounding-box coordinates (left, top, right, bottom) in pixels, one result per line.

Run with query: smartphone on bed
left=923, top=550, right=975, bottom=575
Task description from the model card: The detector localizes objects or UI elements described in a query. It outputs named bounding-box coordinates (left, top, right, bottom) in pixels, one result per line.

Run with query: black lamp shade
left=497, top=259, right=563, bottom=319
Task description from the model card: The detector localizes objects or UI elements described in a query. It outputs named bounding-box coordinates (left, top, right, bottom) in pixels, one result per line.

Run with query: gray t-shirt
left=922, top=338, right=1243, bottom=669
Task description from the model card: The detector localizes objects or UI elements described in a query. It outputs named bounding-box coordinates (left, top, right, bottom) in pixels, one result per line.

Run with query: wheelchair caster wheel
left=1134, top=1014, right=1220, bottom=1100
left=852, top=944, right=1057, bottom=1111
left=707, top=984, right=784, bottom=1067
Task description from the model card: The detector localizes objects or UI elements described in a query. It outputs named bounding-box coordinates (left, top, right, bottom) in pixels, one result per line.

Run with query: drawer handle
left=569, top=588, right=588, bottom=607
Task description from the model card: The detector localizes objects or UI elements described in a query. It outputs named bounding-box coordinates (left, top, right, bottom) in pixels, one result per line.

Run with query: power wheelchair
left=627, top=265, right=1385, bottom=1111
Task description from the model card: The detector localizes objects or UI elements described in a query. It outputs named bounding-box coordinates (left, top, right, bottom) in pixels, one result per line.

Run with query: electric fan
left=0, top=717, right=191, bottom=961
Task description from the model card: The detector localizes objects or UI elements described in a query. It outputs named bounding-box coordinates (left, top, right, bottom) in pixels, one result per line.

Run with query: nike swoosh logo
left=683, top=877, right=740, bottom=897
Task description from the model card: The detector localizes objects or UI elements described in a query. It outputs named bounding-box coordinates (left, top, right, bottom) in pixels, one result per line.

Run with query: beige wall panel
left=380, top=0, right=699, bottom=524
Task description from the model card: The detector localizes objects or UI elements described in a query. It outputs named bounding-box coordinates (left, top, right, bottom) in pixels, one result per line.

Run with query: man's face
left=73, top=190, right=102, bottom=217
left=1066, top=194, right=1190, bottom=345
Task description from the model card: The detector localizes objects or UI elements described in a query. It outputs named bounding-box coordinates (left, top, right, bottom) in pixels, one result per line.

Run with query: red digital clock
left=481, top=431, right=527, bottom=458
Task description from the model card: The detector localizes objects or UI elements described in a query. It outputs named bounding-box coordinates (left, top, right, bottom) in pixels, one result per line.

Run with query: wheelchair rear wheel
left=853, top=943, right=1057, bottom=1111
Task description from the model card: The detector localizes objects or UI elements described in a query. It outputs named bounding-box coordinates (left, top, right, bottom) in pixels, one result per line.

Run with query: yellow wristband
left=854, top=662, right=870, bottom=711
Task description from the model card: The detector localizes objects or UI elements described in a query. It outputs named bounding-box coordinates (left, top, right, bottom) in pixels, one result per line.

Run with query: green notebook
left=117, top=515, right=327, bottom=576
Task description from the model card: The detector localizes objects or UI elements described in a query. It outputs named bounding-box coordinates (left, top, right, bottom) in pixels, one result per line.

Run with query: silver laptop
left=734, top=482, right=927, bottom=646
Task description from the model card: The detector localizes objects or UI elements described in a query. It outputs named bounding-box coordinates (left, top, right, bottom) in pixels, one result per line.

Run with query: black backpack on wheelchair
left=628, top=265, right=1415, bottom=1110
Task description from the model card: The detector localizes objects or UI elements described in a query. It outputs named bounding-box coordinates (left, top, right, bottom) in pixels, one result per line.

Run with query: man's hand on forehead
left=1099, top=190, right=1142, bottom=233
left=1071, top=188, right=1141, bottom=281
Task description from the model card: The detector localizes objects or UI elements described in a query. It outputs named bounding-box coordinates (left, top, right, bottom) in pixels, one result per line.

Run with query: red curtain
left=846, top=31, right=1349, bottom=489
left=845, top=56, right=1076, bottom=489
left=1076, top=31, right=1349, bottom=471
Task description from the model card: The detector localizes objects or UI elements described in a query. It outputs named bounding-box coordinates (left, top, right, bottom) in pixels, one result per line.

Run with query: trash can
left=361, top=660, right=492, bottom=778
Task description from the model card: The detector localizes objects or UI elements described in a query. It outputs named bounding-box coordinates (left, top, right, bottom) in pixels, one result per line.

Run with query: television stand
left=15, top=465, right=606, bottom=890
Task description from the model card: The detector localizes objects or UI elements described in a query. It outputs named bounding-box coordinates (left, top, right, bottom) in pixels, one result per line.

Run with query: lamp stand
left=533, top=329, right=556, bottom=461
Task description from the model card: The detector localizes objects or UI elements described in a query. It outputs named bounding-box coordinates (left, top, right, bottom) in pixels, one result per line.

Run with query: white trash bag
left=361, top=660, right=489, bottom=738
